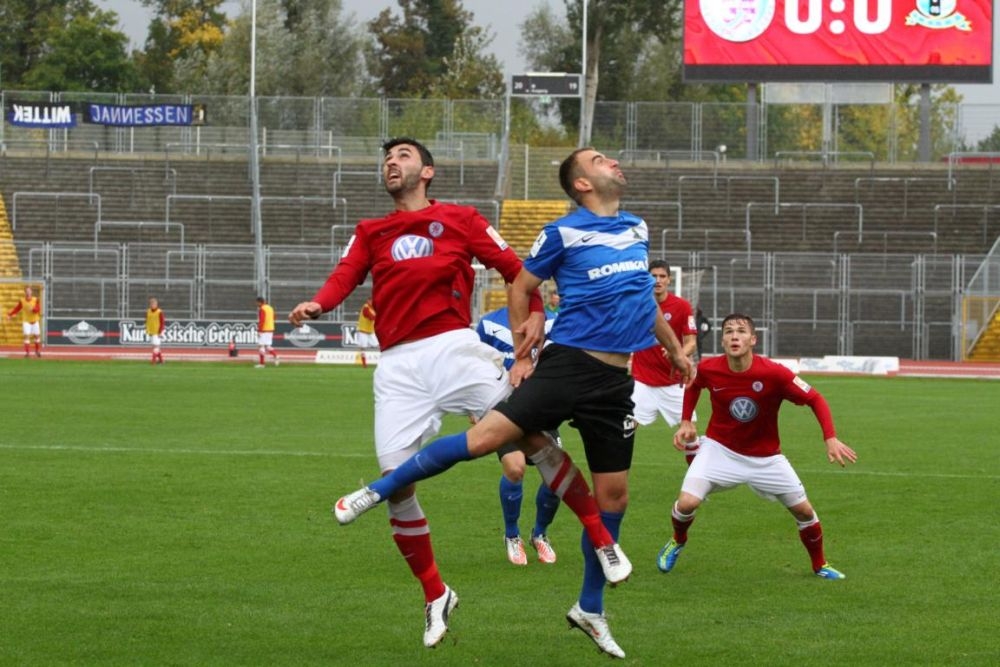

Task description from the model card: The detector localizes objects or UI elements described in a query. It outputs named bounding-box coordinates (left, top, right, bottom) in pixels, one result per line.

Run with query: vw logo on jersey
left=391, top=235, right=434, bottom=261
left=729, top=396, right=759, bottom=423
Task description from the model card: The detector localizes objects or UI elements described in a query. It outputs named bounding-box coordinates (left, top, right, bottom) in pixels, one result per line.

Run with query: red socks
left=798, top=521, right=827, bottom=571
left=392, top=527, right=445, bottom=603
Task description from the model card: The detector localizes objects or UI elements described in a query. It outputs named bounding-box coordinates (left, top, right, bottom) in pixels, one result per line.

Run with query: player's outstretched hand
left=673, top=420, right=698, bottom=452
left=825, top=437, right=857, bottom=467
left=288, top=301, right=322, bottom=326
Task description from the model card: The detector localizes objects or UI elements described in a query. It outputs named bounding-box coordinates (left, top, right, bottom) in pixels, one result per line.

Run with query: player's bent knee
left=467, top=412, right=523, bottom=457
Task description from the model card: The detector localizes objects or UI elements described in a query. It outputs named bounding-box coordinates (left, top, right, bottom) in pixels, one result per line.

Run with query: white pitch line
left=3, top=444, right=998, bottom=481
left=798, top=468, right=1000, bottom=480
left=0, top=443, right=368, bottom=458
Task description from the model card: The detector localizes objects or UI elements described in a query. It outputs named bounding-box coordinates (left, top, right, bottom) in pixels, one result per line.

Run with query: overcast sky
left=97, top=0, right=1000, bottom=105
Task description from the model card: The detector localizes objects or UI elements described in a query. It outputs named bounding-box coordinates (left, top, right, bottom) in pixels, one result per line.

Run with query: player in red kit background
left=255, top=296, right=279, bottom=368
left=7, top=286, right=42, bottom=357
left=630, top=261, right=699, bottom=463
left=656, top=313, right=857, bottom=580
left=145, top=297, right=165, bottom=365
left=288, top=137, right=554, bottom=649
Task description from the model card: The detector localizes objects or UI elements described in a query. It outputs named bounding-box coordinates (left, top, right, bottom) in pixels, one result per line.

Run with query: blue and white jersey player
left=476, top=302, right=561, bottom=566
left=498, top=147, right=694, bottom=657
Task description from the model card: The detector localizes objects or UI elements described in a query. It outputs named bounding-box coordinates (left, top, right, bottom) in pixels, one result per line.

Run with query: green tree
left=138, top=0, right=227, bottom=93
left=518, top=1, right=683, bottom=142
left=10, top=1, right=140, bottom=92
left=976, top=125, right=1000, bottom=152
left=173, top=0, right=363, bottom=97
left=0, top=0, right=139, bottom=90
left=366, top=0, right=503, bottom=98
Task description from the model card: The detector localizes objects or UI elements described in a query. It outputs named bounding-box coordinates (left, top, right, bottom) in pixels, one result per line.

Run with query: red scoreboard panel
left=683, top=0, right=993, bottom=82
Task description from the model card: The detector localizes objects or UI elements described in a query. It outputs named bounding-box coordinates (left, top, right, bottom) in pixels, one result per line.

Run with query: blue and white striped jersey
left=476, top=307, right=556, bottom=369
left=523, top=207, right=658, bottom=353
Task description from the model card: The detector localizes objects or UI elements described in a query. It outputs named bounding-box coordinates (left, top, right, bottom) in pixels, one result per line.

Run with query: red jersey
left=312, top=201, right=538, bottom=350
left=682, top=354, right=836, bottom=457
left=631, top=294, right=696, bottom=386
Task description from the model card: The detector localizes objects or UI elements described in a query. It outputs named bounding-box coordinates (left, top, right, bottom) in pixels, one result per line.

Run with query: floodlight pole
left=578, top=0, right=588, bottom=147
left=918, top=83, right=931, bottom=162
left=249, top=0, right=266, bottom=296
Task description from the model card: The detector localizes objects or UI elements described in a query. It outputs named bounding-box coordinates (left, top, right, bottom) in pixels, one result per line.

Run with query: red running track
left=2, top=346, right=999, bottom=378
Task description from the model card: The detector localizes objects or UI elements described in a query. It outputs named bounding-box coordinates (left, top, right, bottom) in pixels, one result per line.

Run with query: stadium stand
left=2, top=150, right=999, bottom=360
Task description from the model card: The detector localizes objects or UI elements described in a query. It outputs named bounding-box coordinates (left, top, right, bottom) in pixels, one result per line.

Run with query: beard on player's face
left=384, top=165, right=424, bottom=195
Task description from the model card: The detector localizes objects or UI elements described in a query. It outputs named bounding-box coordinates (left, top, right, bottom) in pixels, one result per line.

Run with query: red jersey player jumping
left=657, top=312, right=857, bottom=580
left=288, top=138, right=618, bottom=650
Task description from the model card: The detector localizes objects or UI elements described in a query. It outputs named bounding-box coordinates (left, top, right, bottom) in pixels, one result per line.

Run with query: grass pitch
left=1, top=359, right=998, bottom=665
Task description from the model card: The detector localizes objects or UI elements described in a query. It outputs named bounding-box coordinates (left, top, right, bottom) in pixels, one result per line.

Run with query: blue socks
left=578, top=510, right=624, bottom=614
left=369, top=432, right=472, bottom=499
left=532, top=483, right=560, bottom=538
left=499, top=476, right=524, bottom=539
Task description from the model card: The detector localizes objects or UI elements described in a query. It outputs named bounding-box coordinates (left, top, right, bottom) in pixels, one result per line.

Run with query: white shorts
left=373, top=328, right=510, bottom=471
left=22, top=322, right=40, bottom=337
left=356, top=332, right=379, bottom=349
left=681, top=437, right=807, bottom=507
left=150, top=335, right=162, bottom=347
left=631, top=381, right=693, bottom=427
left=258, top=332, right=274, bottom=347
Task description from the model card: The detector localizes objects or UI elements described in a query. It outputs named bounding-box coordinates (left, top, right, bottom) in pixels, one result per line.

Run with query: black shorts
left=493, top=344, right=636, bottom=473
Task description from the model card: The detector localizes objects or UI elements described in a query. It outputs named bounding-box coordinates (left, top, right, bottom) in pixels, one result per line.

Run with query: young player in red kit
left=630, top=261, right=699, bottom=463
left=289, top=138, right=618, bottom=650
left=657, top=313, right=857, bottom=580
left=255, top=297, right=279, bottom=368
left=7, top=286, right=42, bottom=357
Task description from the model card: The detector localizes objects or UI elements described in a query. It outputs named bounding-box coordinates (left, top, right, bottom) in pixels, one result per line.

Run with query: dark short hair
left=649, top=259, right=670, bottom=273
left=722, top=313, right=755, bottom=333
left=382, top=137, right=434, bottom=167
left=256, top=296, right=265, bottom=303
left=559, top=147, right=593, bottom=203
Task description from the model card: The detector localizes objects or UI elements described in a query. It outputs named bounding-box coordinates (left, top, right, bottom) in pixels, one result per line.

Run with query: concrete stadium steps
left=498, top=200, right=569, bottom=255
left=968, top=310, right=1000, bottom=361
left=2, top=153, right=999, bottom=257
left=0, top=194, right=25, bottom=345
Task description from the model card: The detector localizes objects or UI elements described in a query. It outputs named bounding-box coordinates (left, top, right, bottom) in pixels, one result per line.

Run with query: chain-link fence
left=5, top=91, right=1000, bottom=163
left=13, top=240, right=980, bottom=361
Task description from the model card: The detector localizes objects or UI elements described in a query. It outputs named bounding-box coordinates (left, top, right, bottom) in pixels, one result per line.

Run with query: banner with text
left=82, top=103, right=206, bottom=127
left=6, top=102, right=77, bottom=128
left=46, top=318, right=374, bottom=350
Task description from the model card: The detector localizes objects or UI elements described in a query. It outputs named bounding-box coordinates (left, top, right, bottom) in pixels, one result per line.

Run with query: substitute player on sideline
left=7, top=286, right=42, bottom=357
left=255, top=296, right=280, bottom=368
left=656, top=313, right=857, bottom=580
left=146, top=297, right=165, bottom=364
left=288, top=137, right=565, bottom=649
left=354, top=299, right=378, bottom=367
left=630, top=260, right=699, bottom=463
